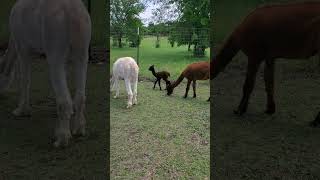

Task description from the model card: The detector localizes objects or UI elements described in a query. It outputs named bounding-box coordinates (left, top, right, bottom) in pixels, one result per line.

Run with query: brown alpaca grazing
left=210, top=1, right=320, bottom=126
left=167, top=61, right=209, bottom=98
left=149, top=65, right=170, bottom=90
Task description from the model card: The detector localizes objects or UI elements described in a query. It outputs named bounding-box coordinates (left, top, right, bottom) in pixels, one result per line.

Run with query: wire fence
left=110, top=27, right=210, bottom=65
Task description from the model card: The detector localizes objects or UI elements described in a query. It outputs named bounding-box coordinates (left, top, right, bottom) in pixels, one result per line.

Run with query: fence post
left=137, top=27, right=140, bottom=66
left=87, top=0, right=92, bottom=60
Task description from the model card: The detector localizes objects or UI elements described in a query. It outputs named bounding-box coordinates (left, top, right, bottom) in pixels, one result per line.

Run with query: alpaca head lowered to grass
left=166, top=81, right=174, bottom=95
left=166, top=61, right=209, bottom=99
left=111, top=57, right=139, bottom=108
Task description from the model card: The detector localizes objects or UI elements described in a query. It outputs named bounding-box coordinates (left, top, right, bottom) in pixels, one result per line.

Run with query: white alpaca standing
left=0, top=0, right=91, bottom=147
left=111, top=57, right=139, bottom=108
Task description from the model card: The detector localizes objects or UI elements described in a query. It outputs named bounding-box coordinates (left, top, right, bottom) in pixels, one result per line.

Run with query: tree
left=110, top=0, right=144, bottom=48
left=150, top=0, right=209, bottom=57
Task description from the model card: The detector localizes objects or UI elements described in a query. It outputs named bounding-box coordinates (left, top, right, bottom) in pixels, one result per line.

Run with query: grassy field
left=110, top=36, right=210, bottom=178
left=110, top=36, right=210, bottom=79
left=213, top=1, right=320, bottom=178
left=0, top=59, right=107, bottom=179
left=111, top=81, right=210, bottom=178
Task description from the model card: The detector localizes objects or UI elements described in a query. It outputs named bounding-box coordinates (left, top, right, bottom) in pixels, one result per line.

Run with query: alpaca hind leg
left=114, top=78, right=120, bottom=98
left=264, top=59, right=275, bottom=114
left=70, top=53, right=88, bottom=136
left=192, top=80, right=196, bottom=98
left=12, top=52, right=31, bottom=116
left=132, top=77, right=138, bottom=105
left=125, top=78, right=133, bottom=108
left=158, top=78, right=162, bottom=90
left=48, top=58, right=73, bottom=147
left=110, top=76, right=115, bottom=91
left=184, top=80, right=192, bottom=98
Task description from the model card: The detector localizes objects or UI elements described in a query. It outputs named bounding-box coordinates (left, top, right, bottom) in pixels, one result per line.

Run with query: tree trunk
left=155, top=34, right=160, bottom=48
left=118, top=35, right=122, bottom=48
left=193, top=43, right=197, bottom=53
left=193, top=43, right=205, bottom=57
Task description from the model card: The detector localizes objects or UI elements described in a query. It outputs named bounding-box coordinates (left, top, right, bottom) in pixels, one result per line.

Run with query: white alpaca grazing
left=0, top=0, right=91, bottom=147
left=111, top=57, right=139, bottom=108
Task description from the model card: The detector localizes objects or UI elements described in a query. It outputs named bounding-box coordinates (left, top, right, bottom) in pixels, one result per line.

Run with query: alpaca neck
left=171, top=73, right=184, bottom=88
left=211, top=34, right=239, bottom=79
left=151, top=69, right=157, bottom=77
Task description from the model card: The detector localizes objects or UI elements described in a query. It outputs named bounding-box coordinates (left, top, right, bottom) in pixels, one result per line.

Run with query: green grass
left=110, top=35, right=210, bottom=178
left=110, top=36, right=210, bottom=79
left=111, top=80, right=210, bottom=178
left=0, top=60, right=107, bottom=179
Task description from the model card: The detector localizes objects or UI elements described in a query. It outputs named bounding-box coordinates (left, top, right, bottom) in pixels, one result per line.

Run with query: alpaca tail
left=0, top=37, right=17, bottom=92
left=211, top=33, right=240, bottom=79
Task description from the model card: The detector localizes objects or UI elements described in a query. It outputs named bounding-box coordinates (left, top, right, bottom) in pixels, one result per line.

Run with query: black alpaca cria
left=148, top=65, right=170, bottom=90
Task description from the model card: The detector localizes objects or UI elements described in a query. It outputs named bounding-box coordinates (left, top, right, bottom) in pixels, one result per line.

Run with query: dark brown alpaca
left=167, top=61, right=209, bottom=98
left=210, top=1, right=320, bottom=126
left=149, top=65, right=170, bottom=90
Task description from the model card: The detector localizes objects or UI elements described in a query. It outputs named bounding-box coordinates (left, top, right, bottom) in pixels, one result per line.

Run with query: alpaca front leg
left=310, top=111, right=320, bottom=127
left=192, top=80, right=196, bottom=98
left=234, top=58, right=261, bottom=115
left=153, top=79, right=157, bottom=89
left=72, top=92, right=86, bottom=136
left=13, top=54, right=31, bottom=116
left=125, top=79, right=133, bottom=108
left=48, top=61, right=73, bottom=148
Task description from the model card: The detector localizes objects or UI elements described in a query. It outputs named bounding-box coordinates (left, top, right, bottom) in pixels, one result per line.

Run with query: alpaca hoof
left=310, top=120, right=320, bottom=127
left=113, top=96, right=117, bottom=99
left=72, top=127, right=86, bottom=136
left=264, top=109, right=275, bottom=115
left=71, top=124, right=86, bottom=136
left=127, top=104, right=132, bottom=108
left=53, top=131, right=72, bottom=148
left=207, top=97, right=211, bottom=102
left=12, top=107, right=31, bottom=117
left=233, top=109, right=245, bottom=116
